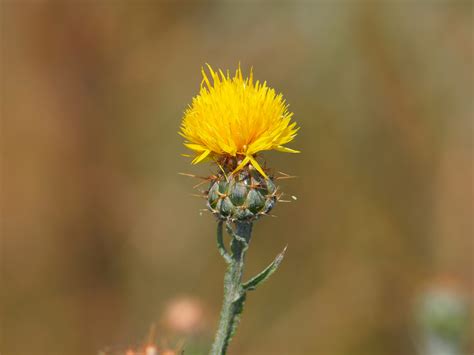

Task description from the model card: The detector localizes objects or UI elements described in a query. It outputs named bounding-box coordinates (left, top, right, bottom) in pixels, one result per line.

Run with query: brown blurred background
left=1, top=1, right=473, bottom=355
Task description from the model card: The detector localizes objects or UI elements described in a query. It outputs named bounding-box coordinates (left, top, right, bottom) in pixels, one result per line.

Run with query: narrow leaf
left=217, top=221, right=232, bottom=264
left=243, top=245, right=287, bottom=291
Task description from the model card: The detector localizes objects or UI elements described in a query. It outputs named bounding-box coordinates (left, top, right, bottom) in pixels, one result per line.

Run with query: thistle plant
left=180, top=65, right=299, bottom=355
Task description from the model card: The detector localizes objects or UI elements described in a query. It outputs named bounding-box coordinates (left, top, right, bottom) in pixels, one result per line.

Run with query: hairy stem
left=210, top=221, right=252, bottom=355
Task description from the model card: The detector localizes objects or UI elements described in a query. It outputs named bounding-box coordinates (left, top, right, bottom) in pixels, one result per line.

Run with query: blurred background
left=2, top=1, right=472, bottom=354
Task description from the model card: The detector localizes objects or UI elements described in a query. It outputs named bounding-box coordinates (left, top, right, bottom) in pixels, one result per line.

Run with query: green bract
left=207, top=168, right=277, bottom=221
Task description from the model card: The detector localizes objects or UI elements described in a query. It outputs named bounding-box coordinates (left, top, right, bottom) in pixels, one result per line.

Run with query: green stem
left=210, top=221, right=252, bottom=355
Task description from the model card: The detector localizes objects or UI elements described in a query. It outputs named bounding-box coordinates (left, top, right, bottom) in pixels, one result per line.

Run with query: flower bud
left=207, top=167, right=277, bottom=222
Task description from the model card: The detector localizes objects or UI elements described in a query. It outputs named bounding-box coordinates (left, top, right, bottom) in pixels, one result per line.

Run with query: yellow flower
left=180, top=65, right=299, bottom=178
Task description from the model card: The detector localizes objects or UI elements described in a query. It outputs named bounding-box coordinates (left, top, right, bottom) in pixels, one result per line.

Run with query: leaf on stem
left=217, top=221, right=232, bottom=264
left=243, top=245, right=287, bottom=291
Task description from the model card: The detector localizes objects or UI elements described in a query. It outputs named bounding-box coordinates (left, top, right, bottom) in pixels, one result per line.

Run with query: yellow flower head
left=180, top=65, right=299, bottom=178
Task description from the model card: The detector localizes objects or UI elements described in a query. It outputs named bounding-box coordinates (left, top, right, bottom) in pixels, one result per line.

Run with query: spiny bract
left=207, top=165, right=277, bottom=222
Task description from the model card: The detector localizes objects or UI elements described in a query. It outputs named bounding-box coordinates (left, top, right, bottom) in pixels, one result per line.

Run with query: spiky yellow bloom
left=180, top=65, right=299, bottom=177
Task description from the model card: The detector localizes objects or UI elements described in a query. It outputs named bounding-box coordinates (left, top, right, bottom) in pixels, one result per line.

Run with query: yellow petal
left=276, top=145, right=300, bottom=154
left=185, top=143, right=208, bottom=152
left=232, top=156, right=251, bottom=175
left=180, top=65, right=300, bottom=164
left=192, top=150, right=211, bottom=164
left=248, top=155, right=269, bottom=179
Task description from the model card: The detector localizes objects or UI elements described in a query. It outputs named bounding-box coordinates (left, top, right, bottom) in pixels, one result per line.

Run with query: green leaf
left=217, top=221, right=232, bottom=264
left=225, top=222, right=248, bottom=245
left=243, top=245, right=287, bottom=291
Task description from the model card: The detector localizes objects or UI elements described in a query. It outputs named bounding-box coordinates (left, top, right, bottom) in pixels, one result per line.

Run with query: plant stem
left=210, top=221, right=252, bottom=355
